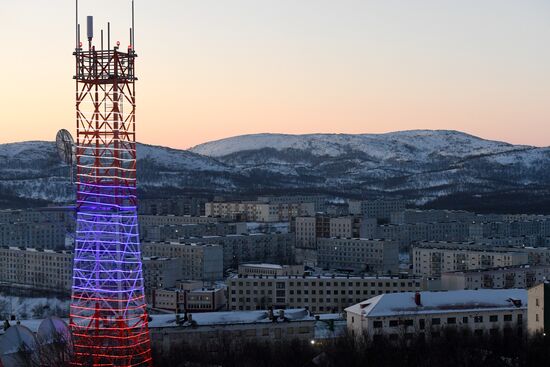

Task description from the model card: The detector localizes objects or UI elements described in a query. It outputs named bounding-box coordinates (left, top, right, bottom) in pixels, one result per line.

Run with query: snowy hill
left=1, top=130, right=549, bottom=207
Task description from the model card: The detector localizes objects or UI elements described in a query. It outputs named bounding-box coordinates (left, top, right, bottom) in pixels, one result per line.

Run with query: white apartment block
left=0, top=246, right=73, bottom=291
left=441, top=265, right=550, bottom=290
left=142, top=242, right=224, bottom=281
left=346, top=289, right=527, bottom=340
left=412, top=242, right=530, bottom=278
left=205, top=201, right=315, bottom=222
left=527, top=282, right=549, bottom=335
left=183, top=233, right=295, bottom=270
left=228, top=274, right=423, bottom=313
left=317, top=238, right=399, bottom=274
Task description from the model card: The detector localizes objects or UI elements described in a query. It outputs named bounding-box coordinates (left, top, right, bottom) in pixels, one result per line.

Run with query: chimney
left=414, top=292, right=422, bottom=306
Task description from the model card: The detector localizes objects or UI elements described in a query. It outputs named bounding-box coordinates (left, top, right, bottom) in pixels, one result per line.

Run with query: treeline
left=152, top=329, right=550, bottom=367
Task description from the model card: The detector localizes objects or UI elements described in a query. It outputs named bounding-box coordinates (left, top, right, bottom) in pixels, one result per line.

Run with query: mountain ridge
left=1, top=130, right=549, bottom=209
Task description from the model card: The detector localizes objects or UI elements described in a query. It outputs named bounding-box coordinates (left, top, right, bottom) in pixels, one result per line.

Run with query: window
left=489, top=315, right=498, bottom=322
left=389, top=320, right=398, bottom=327
left=474, top=316, right=483, bottom=323
left=462, top=317, right=468, bottom=324
left=373, top=321, right=383, bottom=329
left=419, top=319, right=425, bottom=330
left=504, top=314, right=512, bottom=322
left=447, top=317, right=456, bottom=325
left=432, top=318, right=441, bottom=325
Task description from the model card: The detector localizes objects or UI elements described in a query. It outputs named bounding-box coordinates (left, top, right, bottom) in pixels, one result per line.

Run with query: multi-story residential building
left=348, top=200, right=406, bottom=220
left=390, top=209, right=476, bottom=225
left=257, top=195, right=328, bottom=212
left=412, top=242, right=530, bottom=278
left=527, top=282, right=550, bottom=335
left=149, top=309, right=342, bottom=354
left=182, top=233, right=295, bottom=270
left=317, top=238, right=399, bottom=274
left=140, top=222, right=246, bottom=242
left=295, top=217, right=317, bottom=249
left=329, top=216, right=362, bottom=238
left=441, top=265, right=550, bottom=290
left=346, top=289, right=527, bottom=340
left=0, top=209, right=73, bottom=250
left=138, top=215, right=223, bottom=227
left=363, top=222, right=471, bottom=246
left=205, top=201, right=315, bottom=222
left=138, top=196, right=209, bottom=216
left=142, top=257, right=183, bottom=301
left=0, top=246, right=73, bottom=291
left=142, top=242, right=224, bottom=281
left=227, top=273, right=423, bottom=313
left=152, top=281, right=227, bottom=313
left=238, top=263, right=305, bottom=277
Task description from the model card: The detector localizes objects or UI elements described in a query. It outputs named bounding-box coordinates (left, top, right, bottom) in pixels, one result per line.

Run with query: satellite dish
left=55, top=129, right=75, bottom=165
left=0, top=325, right=38, bottom=367
left=55, top=129, right=75, bottom=184
left=37, top=317, right=72, bottom=346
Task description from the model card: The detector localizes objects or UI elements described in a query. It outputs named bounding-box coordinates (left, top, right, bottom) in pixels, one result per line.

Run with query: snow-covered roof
left=240, top=263, right=284, bottom=269
left=148, top=309, right=324, bottom=328
left=345, top=289, right=527, bottom=318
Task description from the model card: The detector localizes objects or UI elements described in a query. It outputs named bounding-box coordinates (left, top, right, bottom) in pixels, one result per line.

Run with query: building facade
left=227, top=274, right=423, bottom=313
left=317, top=238, right=399, bottom=274
left=142, top=242, right=224, bottom=281
left=346, top=289, right=527, bottom=340
left=441, top=265, right=550, bottom=290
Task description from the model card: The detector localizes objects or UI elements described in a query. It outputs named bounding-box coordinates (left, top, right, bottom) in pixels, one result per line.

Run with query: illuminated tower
left=70, top=1, right=152, bottom=365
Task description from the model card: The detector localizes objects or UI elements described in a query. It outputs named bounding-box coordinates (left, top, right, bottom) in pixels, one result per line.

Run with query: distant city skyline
left=0, top=0, right=548, bottom=148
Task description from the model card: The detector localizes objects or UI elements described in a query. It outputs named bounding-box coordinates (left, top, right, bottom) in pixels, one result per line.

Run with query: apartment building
left=0, top=246, right=73, bottom=291
left=152, top=281, right=227, bottom=313
left=390, top=209, right=476, bottom=225
left=257, top=195, right=328, bottom=212
left=346, top=289, right=527, bottom=340
left=238, top=263, right=305, bottom=277
left=228, top=273, right=423, bottom=313
left=295, top=217, right=317, bottom=249
left=412, top=242, right=530, bottom=277
left=363, top=222, right=471, bottom=246
left=317, top=238, right=399, bottom=274
left=149, top=309, right=336, bottom=354
left=138, top=196, right=208, bottom=216
left=205, top=201, right=315, bottom=222
left=142, top=242, right=224, bottom=281
left=441, top=265, right=550, bottom=290
left=140, top=222, right=246, bottom=242
left=142, top=257, right=183, bottom=301
left=182, top=233, right=295, bottom=270
left=138, top=215, right=223, bottom=227
left=348, top=200, right=406, bottom=220
left=527, top=282, right=550, bottom=335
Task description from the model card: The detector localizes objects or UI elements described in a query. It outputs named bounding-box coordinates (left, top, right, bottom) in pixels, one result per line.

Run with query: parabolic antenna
left=37, top=317, right=72, bottom=346
left=0, top=325, right=38, bottom=367
left=55, top=129, right=75, bottom=165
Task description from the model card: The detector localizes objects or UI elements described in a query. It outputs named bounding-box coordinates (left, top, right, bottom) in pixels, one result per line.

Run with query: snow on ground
left=0, top=293, right=70, bottom=321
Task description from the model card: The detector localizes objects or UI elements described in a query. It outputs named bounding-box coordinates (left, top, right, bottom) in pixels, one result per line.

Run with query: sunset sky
left=0, top=0, right=548, bottom=149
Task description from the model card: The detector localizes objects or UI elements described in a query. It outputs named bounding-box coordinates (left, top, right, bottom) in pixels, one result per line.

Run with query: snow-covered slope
left=1, top=130, right=549, bottom=206
left=190, top=130, right=526, bottom=159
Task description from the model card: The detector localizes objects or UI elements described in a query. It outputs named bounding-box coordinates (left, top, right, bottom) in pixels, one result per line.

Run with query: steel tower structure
left=70, top=1, right=152, bottom=366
